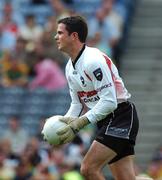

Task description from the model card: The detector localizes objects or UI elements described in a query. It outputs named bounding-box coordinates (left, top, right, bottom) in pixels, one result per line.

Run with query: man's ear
left=71, top=32, right=79, bottom=41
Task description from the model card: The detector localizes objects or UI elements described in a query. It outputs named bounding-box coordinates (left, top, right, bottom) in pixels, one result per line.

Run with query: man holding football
left=54, top=15, right=151, bottom=180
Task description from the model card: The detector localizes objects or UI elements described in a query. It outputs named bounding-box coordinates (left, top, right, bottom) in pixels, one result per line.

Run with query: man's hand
left=56, top=116, right=90, bottom=144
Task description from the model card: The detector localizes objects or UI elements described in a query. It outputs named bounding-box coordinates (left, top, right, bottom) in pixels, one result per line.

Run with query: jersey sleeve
left=65, top=87, right=84, bottom=117
left=84, top=54, right=118, bottom=123
left=64, top=62, right=83, bottom=117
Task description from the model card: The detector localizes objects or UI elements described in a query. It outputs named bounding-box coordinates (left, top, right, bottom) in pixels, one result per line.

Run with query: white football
left=41, top=115, right=66, bottom=145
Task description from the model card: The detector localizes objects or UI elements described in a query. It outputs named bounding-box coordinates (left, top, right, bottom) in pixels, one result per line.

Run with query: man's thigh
left=82, top=140, right=117, bottom=170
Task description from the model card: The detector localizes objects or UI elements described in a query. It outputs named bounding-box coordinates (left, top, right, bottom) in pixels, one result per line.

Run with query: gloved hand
left=56, top=116, right=90, bottom=144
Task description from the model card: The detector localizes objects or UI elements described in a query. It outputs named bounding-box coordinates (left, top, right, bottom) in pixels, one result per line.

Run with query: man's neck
left=70, top=43, right=85, bottom=63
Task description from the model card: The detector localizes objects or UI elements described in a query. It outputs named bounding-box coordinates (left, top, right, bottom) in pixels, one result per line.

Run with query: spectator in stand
left=42, top=16, right=68, bottom=67
left=13, top=155, right=33, bottom=180
left=104, top=0, right=127, bottom=69
left=58, top=136, right=85, bottom=180
left=0, top=147, right=15, bottom=180
left=22, top=137, right=42, bottom=168
left=0, top=2, right=19, bottom=51
left=29, top=58, right=67, bottom=91
left=0, top=50, right=29, bottom=87
left=18, top=14, right=43, bottom=42
left=87, top=0, right=121, bottom=59
left=0, top=138, right=20, bottom=168
left=50, top=0, right=71, bottom=19
left=63, top=135, right=86, bottom=177
left=32, top=163, right=58, bottom=180
left=0, top=1, right=24, bottom=26
left=11, top=37, right=28, bottom=64
left=0, top=2, right=18, bottom=35
left=24, top=137, right=60, bottom=179
left=103, top=0, right=124, bottom=34
left=0, top=24, right=16, bottom=52
left=51, top=146, right=68, bottom=175
left=45, top=16, right=58, bottom=33
left=2, top=116, right=29, bottom=155
left=147, top=145, right=162, bottom=180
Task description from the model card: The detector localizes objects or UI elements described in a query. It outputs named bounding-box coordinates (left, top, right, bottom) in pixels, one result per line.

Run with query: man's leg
left=109, top=155, right=136, bottom=180
left=80, top=140, right=117, bottom=180
left=109, top=157, right=154, bottom=180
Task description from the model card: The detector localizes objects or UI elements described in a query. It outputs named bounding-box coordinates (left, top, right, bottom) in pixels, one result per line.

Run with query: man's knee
left=80, top=162, right=96, bottom=177
left=80, top=162, right=90, bottom=176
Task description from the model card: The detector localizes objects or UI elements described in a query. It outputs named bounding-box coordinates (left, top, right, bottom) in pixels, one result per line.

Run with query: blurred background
left=0, top=0, right=162, bottom=179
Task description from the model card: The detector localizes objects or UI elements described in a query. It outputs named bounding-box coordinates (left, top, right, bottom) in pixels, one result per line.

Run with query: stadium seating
left=0, top=86, right=71, bottom=135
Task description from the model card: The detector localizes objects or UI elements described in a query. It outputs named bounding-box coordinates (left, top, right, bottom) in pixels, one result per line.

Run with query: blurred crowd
left=0, top=0, right=139, bottom=179
left=0, top=0, right=68, bottom=91
left=0, top=115, right=94, bottom=179
left=146, top=146, right=162, bottom=180
left=0, top=0, right=137, bottom=90
left=1, top=115, right=162, bottom=180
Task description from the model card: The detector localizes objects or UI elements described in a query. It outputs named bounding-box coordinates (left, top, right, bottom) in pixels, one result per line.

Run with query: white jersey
left=65, top=45, right=131, bottom=123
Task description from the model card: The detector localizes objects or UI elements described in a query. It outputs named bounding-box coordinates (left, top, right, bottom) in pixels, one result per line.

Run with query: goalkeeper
left=54, top=16, right=144, bottom=180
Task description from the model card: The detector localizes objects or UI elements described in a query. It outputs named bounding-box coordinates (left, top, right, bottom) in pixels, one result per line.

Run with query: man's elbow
left=111, top=100, right=118, bottom=112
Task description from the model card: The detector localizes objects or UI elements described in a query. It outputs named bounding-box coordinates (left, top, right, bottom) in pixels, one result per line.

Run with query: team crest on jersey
left=80, top=76, right=86, bottom=87
left=93, top=68, right=103, bottom=81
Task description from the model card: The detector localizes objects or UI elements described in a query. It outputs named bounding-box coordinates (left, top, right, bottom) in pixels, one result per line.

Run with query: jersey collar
left=72, top=44, right=86, bottom=68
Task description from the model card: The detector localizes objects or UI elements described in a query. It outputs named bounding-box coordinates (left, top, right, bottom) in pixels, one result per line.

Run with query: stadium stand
left=0, top=86, right=71, bottom=135
left=121, top=0, right=162, bottom=173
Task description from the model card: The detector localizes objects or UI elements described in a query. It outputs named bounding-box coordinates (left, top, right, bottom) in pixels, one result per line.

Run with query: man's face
left=55, top=23, right=72, bottom=52
left=9, top=118, right=19, bottom=132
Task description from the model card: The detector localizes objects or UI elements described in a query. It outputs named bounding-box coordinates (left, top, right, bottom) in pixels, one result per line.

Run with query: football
left=41, top=115, right=66, bottom=145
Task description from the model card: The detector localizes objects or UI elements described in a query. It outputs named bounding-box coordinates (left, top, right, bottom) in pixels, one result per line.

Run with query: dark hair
left=58, top=16, right=88, bottom=43
left=10, top=115, right=20, bottom=121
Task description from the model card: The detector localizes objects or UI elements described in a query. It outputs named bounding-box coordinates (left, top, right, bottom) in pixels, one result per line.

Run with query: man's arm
left=83, top=55, right=118, bottom=123
left=65, top=88, right=84, bottom=117
left=65, top=62, right=84, bottom=117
